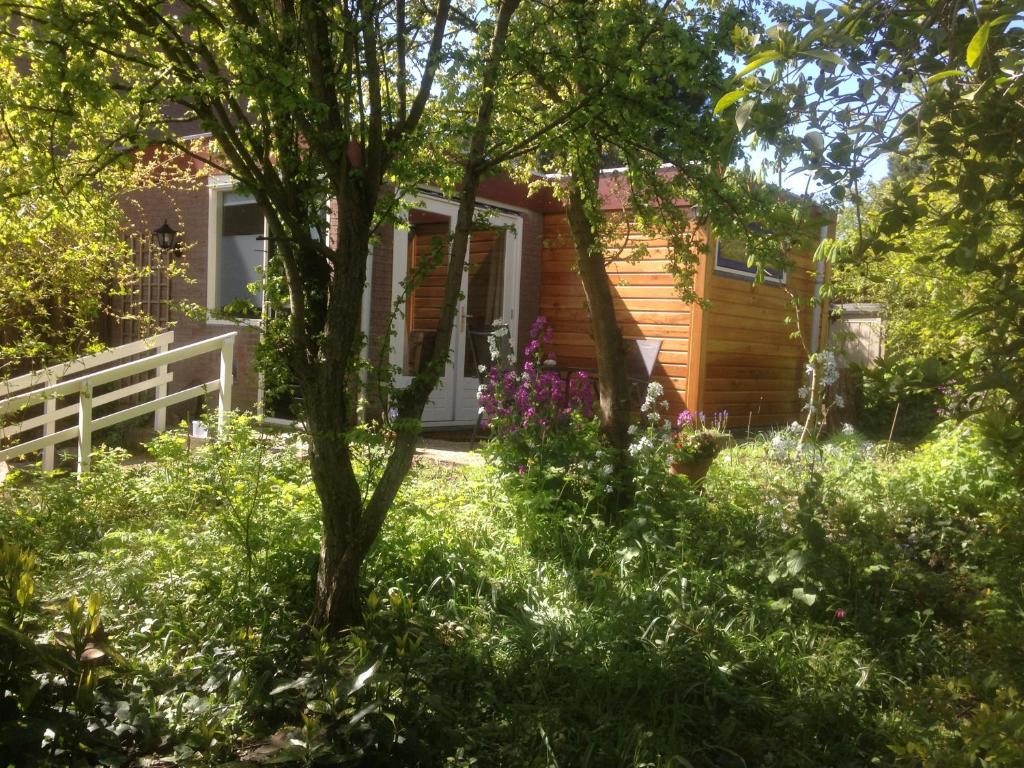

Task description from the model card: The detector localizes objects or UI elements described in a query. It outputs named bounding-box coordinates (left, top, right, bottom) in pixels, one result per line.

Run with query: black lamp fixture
left=153, top=219, right=180, bottom=252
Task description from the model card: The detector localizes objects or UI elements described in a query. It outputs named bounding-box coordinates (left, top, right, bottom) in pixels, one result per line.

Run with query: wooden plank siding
left=408, top=224, right=501, bottom=331
left=539, top=214, right=698, bottom=413
left=538, top=211, right=828, bottom=428
left=406, top=222, right=450, bottom=332
left=698, top=237, right=822, bottom=428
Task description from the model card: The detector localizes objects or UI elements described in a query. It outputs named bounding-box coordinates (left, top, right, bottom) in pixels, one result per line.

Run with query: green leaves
left=966, top=21, right=991, bottom=69
left=735, top=50, right=782, bottom=78
left=735, top=99, right=754, bottom=130
left=792, top=587, right=817, bottom=606
left=803, top=130, right=825, bottom=155
left=713, top=88, right=747, bottom=115
left=925, top=69, right=966, bottom=85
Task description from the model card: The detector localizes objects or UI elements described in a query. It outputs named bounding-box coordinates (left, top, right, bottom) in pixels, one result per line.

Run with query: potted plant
left=669, top=410, right=730, bottom=481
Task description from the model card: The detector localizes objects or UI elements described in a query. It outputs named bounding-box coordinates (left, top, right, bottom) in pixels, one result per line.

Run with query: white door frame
left=390, top=194, right=522, bottom=425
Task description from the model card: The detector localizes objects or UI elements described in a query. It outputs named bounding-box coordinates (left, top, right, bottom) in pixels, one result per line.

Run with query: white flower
left=627, top=424, right=638, bottom=435
left=818, top=350, right=839, bottom=387
left=798, top=386, right=809, bottom=400
left=842, top=423, right=855, bottom=435
left=770, top=434, right=790, bottom=459
left=641, top=381, right=664, bottom=413
left=833, top=394, right=845, bottom=409
left=789, top=421, right=802, bottom=434
left=628, top=436, right=654, bottom=456
left=602, top=464, right=614, bottom=475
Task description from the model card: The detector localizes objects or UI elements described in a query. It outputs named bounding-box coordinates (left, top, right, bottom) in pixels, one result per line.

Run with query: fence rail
left=0, top=331, right=236, bottom=473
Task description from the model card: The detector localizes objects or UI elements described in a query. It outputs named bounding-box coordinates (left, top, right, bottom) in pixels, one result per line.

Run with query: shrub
left=855, top=357, right=952, bottom=441
left=2, top=414, right=1021, bottom=766
left=478, top=316, right=598, bottom=476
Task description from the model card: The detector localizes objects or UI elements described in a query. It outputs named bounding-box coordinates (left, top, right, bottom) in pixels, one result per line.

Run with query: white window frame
left=206, top=176, right=267, bottom=328
left=713, top=237, right=786, bottom=285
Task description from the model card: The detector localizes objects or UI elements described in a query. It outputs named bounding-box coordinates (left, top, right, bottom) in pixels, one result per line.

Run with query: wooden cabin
left=118, top=170, right=831, bottom=429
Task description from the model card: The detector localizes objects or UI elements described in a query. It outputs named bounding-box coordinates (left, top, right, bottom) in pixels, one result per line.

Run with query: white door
left=452, top=211, right=521, bottom=423
left=391, top=197, right=521, bottom=425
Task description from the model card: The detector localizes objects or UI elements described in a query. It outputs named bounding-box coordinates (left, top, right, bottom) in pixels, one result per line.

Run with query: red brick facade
left=121, top=182, right=262, bottom=422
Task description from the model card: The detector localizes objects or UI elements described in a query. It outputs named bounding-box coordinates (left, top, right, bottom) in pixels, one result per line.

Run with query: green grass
left=2, top=417, right=1022, bottom=766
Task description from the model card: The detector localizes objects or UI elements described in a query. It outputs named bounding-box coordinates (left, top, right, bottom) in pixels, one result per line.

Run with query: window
left=714, top=237, right=785, bottom=284
left=209, top=189, right=267, bottom=318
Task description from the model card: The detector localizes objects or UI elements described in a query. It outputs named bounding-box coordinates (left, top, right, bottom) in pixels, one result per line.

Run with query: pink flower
left=835, top=608, right=846, bottom=620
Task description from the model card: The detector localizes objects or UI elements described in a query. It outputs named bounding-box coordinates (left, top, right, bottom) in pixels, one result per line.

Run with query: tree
left=717, top=0, right=1024, bottom=471
left=505, top=0, right=776, bottom=496
left=2, top=0, right=536, bottom=632
left=833, top=177, right=989, bottom=365
left=0, top=63, right=193, bottom=378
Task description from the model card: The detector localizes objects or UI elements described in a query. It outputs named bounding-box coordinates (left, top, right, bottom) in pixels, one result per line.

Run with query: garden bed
left=1, top=419, right=1022, bottom=766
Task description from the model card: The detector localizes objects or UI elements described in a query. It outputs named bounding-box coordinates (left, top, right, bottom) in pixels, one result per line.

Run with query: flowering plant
left=478, top=316, right=595, bottom=459
left=672, top=409, right=729, bottom=463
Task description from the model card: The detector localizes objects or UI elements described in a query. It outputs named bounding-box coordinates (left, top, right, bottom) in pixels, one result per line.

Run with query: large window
left=209, top=190, right=267, bottom=317
left=714, top=237, right=785, bottom=284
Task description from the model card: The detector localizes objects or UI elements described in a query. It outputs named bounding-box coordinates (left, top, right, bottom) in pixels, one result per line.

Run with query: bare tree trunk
left=308, top=0, right=521, bottom=634
left=564, top=157, right=634, bottom=504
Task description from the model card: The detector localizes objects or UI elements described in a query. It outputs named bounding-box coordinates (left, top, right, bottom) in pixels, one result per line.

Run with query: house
left=117, top=168, right=831, bottom=430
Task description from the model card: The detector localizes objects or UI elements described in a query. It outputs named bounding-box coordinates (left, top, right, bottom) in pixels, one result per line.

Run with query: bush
left=1, top=415, right=1021, bottom=766
left=855, top=357, right=954, bottom=441
left=478, top=316, right=597, bottom=470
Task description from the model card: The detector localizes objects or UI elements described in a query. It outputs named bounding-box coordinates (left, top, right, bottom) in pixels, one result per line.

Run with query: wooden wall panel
left=700, top=237, right=822, bottom=428
left=539, top=214, right=697, bottom=410
left=538, top=211, right=828, bottom=428
left=407, top=222, right=450, bottom=333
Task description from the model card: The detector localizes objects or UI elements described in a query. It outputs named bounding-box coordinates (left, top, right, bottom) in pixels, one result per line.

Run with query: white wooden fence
left=0, top=331, right=236, bottom=473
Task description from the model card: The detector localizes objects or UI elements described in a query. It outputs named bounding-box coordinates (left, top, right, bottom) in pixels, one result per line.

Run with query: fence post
left=153, top=338, right=170, bottom=432
left=42, top=373, right=56, bottom=471
left=77, top=381, right=93, bottom=474
left=218, top=335, right=235, bottom=433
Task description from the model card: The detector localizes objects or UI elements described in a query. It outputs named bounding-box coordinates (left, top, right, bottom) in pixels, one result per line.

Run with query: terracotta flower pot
left=669, top=453, right=715, bottom=482
left=669, top=434, right=732, bottom=482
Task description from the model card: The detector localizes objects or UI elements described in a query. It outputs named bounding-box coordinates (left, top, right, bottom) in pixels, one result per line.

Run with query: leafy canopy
left=720, top=0, right=1024, bottom=465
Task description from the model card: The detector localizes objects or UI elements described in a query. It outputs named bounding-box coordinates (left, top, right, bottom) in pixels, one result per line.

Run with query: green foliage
left=0, top=540, right=126, bottom=765
left=729, top=0, right=1024, bottom=473
left=0, top=36, right=200, bottom=375
left=2, top=418, right=1022, bottom=765
left=833, top=181, right=990, bottom=364
left=854, top=358, right=956, bottom=443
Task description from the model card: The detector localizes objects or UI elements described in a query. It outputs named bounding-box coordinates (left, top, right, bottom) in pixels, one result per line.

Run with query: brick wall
left=119, top=178, right=547, bottom=425
left=120, top=182, right=262, bottom=422
left=516, top=209, right=543, bottom=354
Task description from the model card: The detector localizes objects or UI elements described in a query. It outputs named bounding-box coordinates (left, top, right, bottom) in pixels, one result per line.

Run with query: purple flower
left=477, top=314, right=596, bottom=446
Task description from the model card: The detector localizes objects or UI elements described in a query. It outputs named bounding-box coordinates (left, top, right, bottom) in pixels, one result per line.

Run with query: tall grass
left=1, top=417, right=1021, bottom=765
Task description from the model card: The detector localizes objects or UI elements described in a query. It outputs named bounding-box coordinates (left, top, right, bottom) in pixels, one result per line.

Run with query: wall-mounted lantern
left=153, top=220, right=180, bottom=254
